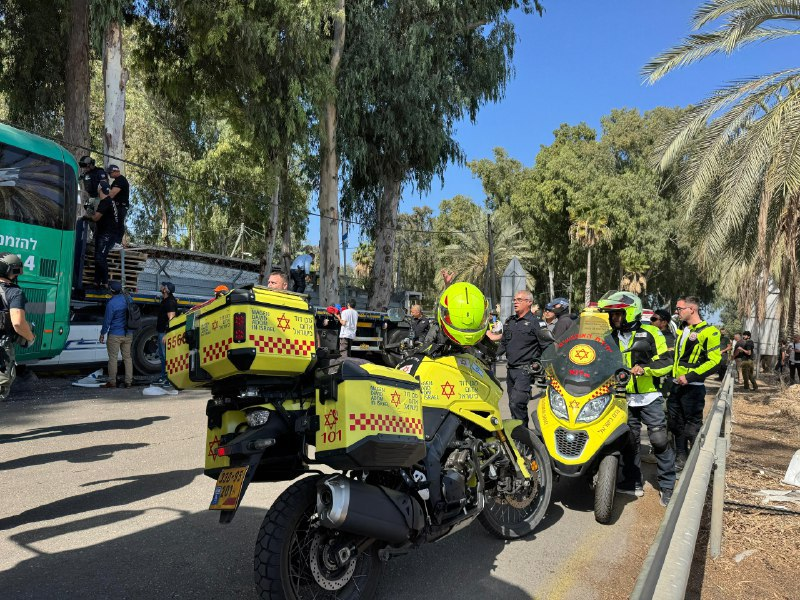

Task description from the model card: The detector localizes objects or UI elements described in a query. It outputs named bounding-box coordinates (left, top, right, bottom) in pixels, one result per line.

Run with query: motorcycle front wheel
left=593, top=454, right=618, bottom=524
left=254, top=475, right=382, bottom=600
left=478, top=426, right=552, bottom=540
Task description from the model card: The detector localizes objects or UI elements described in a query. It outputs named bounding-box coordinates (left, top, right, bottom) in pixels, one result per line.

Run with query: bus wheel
left=132, top=319, right=160, bottom=375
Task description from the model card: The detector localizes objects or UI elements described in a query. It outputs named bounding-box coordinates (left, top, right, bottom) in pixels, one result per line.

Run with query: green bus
left=0, top=122, right=77, bottom=361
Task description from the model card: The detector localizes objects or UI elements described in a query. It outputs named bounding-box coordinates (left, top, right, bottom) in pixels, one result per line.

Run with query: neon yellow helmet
left=597, top=290, right=642, bottom=330
left=437, top=282, right=490, bottom=347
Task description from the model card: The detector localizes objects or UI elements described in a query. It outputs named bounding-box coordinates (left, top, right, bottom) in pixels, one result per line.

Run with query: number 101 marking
left=321, top=430, right=342, bottom=444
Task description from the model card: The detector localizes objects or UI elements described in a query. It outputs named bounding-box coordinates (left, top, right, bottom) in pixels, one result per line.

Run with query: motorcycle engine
left=441, top=448, right=475, bottom=508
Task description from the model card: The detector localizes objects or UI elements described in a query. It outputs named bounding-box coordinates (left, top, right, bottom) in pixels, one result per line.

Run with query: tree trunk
left=65, top=0, right=90, bottom=159
left=158, top=182, right=170, bottom=247
left=259, top=172, right=282, bottom=284
left=584, top=247, right=592, bottom=307
left=368, top=175, right=402, bottom=310
left=317, top=0, right=345, bottom=306
left=548, top=267, right=555, bottom=300
left=102, top=20, right=128, bottom=170
left=280, top=199, right=293, bottom=276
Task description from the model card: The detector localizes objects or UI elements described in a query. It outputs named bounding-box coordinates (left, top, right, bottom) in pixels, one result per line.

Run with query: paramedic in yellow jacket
left=598, top=291, right=675, bottom=507
left=651, top=295, right=721, bottom=472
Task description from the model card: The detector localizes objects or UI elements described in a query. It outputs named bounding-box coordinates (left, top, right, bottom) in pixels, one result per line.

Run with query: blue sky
left=310, top=0, right=795, bottom=248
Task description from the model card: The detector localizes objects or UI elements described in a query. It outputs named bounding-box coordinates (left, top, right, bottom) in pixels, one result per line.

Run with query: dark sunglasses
left=650, top=316, right=661, bottom=322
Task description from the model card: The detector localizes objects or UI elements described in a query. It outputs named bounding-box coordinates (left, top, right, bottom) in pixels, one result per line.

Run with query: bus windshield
left=0, top=142, right=74, bottom=230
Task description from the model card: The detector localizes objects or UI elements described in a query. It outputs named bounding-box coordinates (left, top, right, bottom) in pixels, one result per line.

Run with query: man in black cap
left=107, top=165, right=129, bottom=246
left=84, top=180, right=122, bottom=290
left=154, top=282, right=177, bottom=386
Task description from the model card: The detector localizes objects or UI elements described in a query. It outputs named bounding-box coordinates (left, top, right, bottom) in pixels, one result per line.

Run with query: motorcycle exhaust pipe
left=317, top=475, right=424, bottom=544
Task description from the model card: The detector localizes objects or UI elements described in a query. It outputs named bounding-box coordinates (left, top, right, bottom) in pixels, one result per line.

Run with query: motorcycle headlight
left=576, top=394, right=612, bottom=423
left=549, top=387, right=569, bottom=420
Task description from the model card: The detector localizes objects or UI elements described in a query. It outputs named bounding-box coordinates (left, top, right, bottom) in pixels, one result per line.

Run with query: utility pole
left=487, top=213, right=497, bottom=307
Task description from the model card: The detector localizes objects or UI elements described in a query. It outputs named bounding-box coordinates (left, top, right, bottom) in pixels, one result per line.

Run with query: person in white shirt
left=337, top=299, right=358, bottom=357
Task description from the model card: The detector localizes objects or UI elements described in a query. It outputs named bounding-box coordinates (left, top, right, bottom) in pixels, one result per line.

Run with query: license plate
left=209, top=466, right=249, bottom=510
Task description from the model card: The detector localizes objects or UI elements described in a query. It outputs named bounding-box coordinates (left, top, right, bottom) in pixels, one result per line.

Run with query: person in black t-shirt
left=107, top=165, right=129, bottom=245
left=154, top=281, right=178, bottom=386
left=84, top=181, right=121, bottom=289
left=0, top=253, right=36, bottom=399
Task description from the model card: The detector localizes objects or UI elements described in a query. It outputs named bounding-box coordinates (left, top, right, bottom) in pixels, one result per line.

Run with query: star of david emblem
left=208, top=435, right=221, bottom=461
left=569, top=400, right=580, bottom=411
left=390, top=391, right=402, bottom=407
left=441, top=381, right=456, bottom=399
left=277, top=313, right=291, bottom=332
left=324, top=409, right=338, bottom=428
left=573, top=348, right=589, bottom=360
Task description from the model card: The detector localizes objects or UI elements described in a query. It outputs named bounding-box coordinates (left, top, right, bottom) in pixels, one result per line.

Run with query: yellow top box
left=165, top=286, right=317, bottom=389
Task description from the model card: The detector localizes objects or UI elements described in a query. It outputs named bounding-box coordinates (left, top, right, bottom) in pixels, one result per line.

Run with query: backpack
left=124, top=293, right=143, bottom=330
left=0, top=284, right=17, bottom=335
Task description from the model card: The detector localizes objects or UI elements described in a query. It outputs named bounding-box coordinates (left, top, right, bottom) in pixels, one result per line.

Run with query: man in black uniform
left=107, top=165, right=129, bottom=245
left=84, top=181, right=122, bottom=290
left=409, top=304, right=430, bottom=342
left=75, top=156, right=108, bottom=294
left=0, top=253, right=36, bottom=399
left=488, top=289, right=552, bottom=428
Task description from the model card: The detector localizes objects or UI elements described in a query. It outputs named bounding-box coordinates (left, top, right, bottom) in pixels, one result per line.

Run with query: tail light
left=233, top=312, right=247, bottom=343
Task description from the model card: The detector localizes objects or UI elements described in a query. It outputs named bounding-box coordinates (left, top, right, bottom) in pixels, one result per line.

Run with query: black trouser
left=290, top=269, right=306, bottom=293
left=73, top=219, right=87, bottom=291
left=667, top=384, right=706, bottom=457
left=716, top=359, right=728, bottom=381
left=506, top=367, right=532, bottom=428
left=622, top=399, right=676, bottom=492
left=790, top=362, right=799, bottom=383
left=94, top=232, right=114, bottom=286
left=338, top=337, right=352, bottom=357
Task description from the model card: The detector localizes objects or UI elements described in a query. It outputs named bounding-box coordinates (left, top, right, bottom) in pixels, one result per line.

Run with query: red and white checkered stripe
left=167, top=354, right=189, bottom=374
left=349, top=413, right=423, bottom=436
left=202, top=337, right=232, bottom=364
left=250, top=334, right=315, bottom=356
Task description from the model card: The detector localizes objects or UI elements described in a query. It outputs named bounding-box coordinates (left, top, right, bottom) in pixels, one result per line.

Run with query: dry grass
left=695, top=380, right=800, bottom=600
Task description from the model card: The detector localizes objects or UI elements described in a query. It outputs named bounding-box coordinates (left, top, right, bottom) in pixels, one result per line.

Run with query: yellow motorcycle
left=530, top=311, right=631, bottom=523
left=165, top=287, right=551, bottom=599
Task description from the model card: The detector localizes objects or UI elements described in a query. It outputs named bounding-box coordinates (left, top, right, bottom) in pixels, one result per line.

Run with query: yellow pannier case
left=165, top=286, right=317, bottom=389
left=315, top=360, right=425, bottom=469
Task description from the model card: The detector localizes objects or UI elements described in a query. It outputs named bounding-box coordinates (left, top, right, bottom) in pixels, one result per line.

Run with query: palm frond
left=644, top=27, right=800, bottom=83
left=694, top=1, right=800, bottom=28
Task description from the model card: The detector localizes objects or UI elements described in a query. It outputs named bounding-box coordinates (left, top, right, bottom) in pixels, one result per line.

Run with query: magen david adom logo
left=568, top=344, right=596, bottom=366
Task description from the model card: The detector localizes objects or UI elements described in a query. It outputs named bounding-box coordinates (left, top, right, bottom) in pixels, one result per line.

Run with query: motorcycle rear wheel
left=478, top=426, right=552, bottom=540
left=593, top=454, right=618, bottom=524
left=254, top=475, right=382, bottom=600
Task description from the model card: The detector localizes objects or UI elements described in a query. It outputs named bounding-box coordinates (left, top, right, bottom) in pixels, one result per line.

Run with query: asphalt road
left=0, top=367, right=664, bottom=599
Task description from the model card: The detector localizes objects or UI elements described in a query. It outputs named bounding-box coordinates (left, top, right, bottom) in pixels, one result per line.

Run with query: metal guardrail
left=630, top=369, right=735, bottom=600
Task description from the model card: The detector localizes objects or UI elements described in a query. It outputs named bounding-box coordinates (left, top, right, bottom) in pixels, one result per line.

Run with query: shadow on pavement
left=2, top=501, right=545, bottom=600
left=0, top=443, right=149, bottom=471
left=0, top=416, right=169, bottom=444
left=550, top=474, right=637, bottom=525
left=0, top=468, right=201, bottom=531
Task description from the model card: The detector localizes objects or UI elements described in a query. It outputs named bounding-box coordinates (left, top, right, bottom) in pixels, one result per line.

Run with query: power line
left=1, top=118, right=484, bottom=237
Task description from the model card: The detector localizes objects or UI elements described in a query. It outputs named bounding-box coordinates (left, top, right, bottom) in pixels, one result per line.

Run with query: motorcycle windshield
left=541, top=312, right=624, bottom=397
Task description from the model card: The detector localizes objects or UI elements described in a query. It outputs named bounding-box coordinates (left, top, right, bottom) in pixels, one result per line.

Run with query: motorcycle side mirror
left=387, top=308, right=405, bottom=322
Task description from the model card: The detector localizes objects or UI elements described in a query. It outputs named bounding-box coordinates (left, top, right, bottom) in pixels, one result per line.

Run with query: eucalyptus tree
left=338, top=0, right=543, bottom=310
left=643, top=0, right=800, bottom=320
left=135, top=0, right=334, bottom=285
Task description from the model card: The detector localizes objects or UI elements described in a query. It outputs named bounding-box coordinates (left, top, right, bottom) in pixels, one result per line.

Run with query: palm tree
left=442, top=209, right=535, bottom=301
left=643, top=1, right=800, bottom=322
left=569, top=218, right=611, bottom=306
left=621, top=271, right=647, bottom=295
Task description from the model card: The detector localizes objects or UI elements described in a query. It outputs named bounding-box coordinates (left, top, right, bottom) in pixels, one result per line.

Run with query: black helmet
left=78, top=155, right=95, bottom=168
left=545, top=297, right=570, bottom=316
left=0, top=253, right=23, bottom=278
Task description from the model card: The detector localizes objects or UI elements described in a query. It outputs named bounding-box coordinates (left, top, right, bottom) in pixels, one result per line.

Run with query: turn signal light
left=233, top=312, right=246, bottom=343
